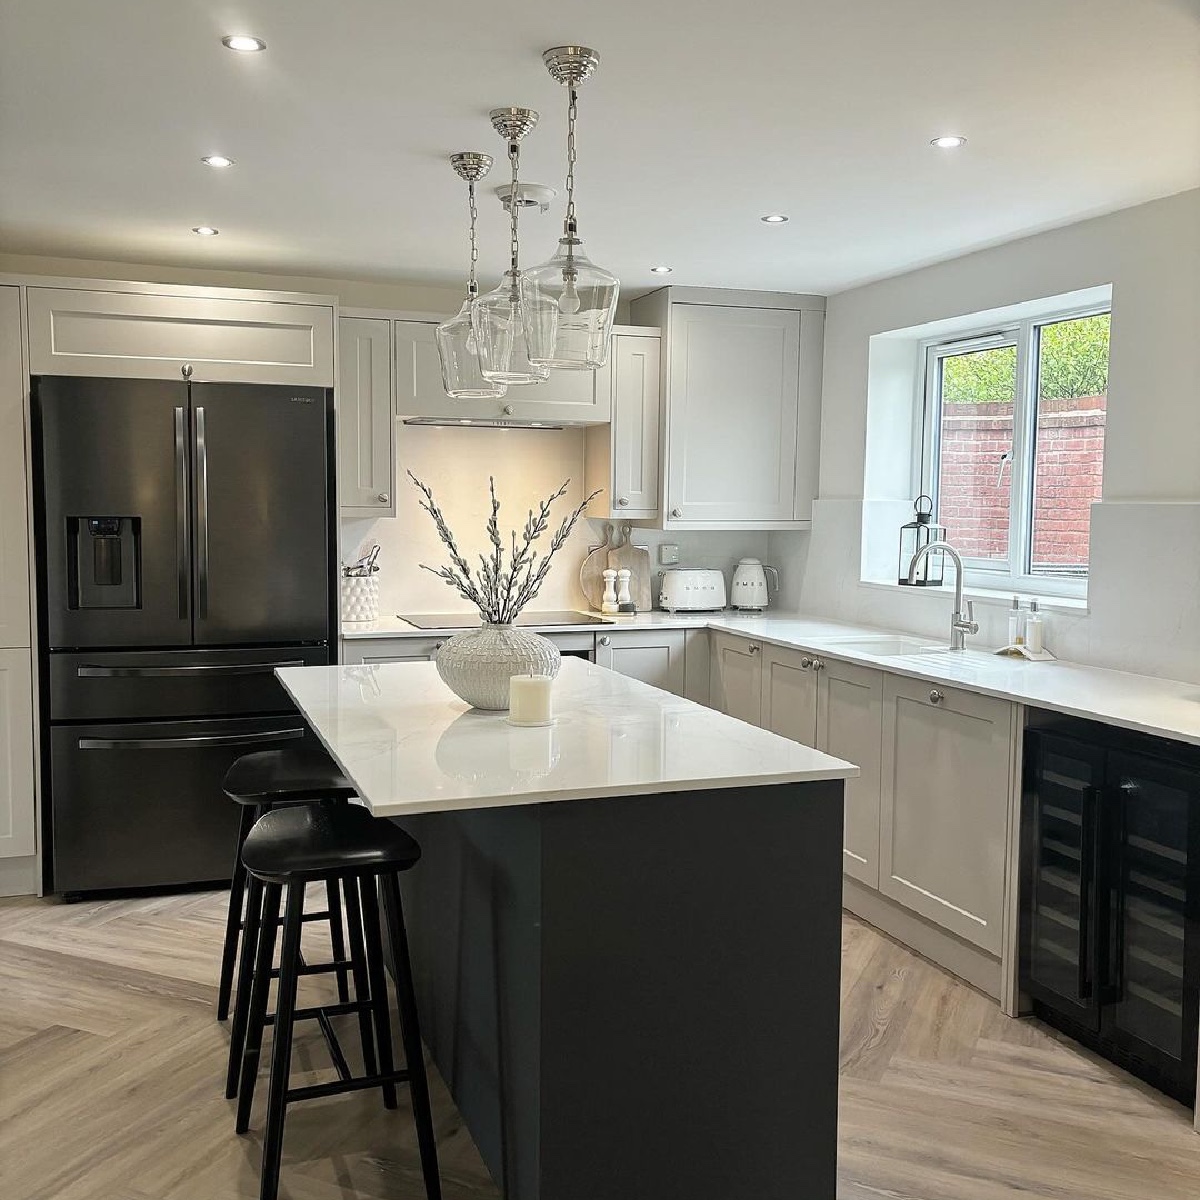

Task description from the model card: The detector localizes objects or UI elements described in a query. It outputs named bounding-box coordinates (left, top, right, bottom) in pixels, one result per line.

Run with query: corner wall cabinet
left=393, top=320, right=612, bottom=425
left=629, top=287, right=825, bottom=530
left=337, top=317, right=395, bottom=517
left=26, top=286, right=335, bottom=385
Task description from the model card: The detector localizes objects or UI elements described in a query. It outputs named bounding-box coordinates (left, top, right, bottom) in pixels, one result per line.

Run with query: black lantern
left=898, top=495, right=946, bottom=586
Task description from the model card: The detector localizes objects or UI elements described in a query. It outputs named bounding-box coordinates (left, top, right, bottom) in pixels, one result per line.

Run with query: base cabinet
left=709, top=632, right=763, bottom=725
left=0, top=649, right=36, bottom=860
left=880, top=675, right=1014, bottom=955
left=595, top=630, right=685, bottom=695
left=340, top=637, right=446, bottom=665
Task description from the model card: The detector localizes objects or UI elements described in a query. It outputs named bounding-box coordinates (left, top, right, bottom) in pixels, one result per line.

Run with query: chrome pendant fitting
left=489, top=107, right=539, bottom=143
left=449, top=151, right=492, bottom=184
left=542, top=46, right=600, bottom=88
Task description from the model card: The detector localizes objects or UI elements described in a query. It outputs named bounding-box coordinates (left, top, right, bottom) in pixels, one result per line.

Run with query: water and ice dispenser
left=67, top=516, right=141, bottom=609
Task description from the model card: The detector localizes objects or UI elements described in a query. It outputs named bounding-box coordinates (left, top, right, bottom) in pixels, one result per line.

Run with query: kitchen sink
left=822, top=634, right=948, bottom=656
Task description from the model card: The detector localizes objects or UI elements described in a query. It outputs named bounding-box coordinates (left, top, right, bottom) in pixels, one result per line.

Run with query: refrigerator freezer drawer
left=49, top=645, right=330, bottom=721
left=49, top=716, right=320, bottom=894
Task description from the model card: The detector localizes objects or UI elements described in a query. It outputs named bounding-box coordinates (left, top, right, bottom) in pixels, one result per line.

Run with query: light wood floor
left=1, top=891, right=1198, bottom=1200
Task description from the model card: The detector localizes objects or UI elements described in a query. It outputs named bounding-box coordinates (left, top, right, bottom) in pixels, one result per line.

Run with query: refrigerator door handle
left=76, top=661, right=305, bottom=679
left=174, top=406, right=190, bottom=619
left=78, top=727, right=305, bottom=751
left=195, top=404, right=210, bottom=619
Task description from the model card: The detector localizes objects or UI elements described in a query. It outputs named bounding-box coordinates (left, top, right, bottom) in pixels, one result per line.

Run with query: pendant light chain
left=508, top=138, right=522, bottom=300
left=565, top=87, right=578, bottom=236
left=467, top=177, right=479, bottom=298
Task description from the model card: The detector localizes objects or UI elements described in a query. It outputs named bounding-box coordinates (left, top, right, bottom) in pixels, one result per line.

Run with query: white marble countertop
left=277, top=658, right=858, bottom=818
left=342, top=610, right=1200, bottom=747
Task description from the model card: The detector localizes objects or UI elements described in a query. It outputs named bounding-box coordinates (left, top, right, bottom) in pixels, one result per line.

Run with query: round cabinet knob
left=598, top=635, right=611, bottom=647
left=180, top=363, right=194, bottom=379
left=929, top=689, right=944, bottom=705
left=812, top=658, right=825, bottom=671
left=502, top=404, right=514, bottom=416
left=617, top=497, right=630, bottom=507
left=800, top=656, right=813, bottom=669
left=377, top=493, right=390, bottom=504
left=670, top=507, right=683, bottom=519
left=429, top=641, right=444, bottom=660
left=748, top=643, right=761, bottom=655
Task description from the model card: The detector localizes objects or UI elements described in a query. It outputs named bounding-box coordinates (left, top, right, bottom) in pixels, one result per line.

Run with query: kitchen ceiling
left=1, top=0, right=1197, bottom=295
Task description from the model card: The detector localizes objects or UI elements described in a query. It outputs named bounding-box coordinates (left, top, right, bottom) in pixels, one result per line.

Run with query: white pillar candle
left=508, top=674, right=554, bottom=726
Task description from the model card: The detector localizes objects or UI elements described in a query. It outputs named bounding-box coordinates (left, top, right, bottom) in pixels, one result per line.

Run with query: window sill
left=859, top=578, right=1089, bottom=615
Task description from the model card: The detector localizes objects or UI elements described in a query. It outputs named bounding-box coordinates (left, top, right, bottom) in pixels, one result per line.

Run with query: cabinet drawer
left=27, top=288, right=335, bottom=385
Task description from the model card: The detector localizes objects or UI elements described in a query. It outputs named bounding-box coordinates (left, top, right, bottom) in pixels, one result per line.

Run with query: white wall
left=343, top=424, right=767, bottom=618
left=771, top=188, right=1200, bottom=683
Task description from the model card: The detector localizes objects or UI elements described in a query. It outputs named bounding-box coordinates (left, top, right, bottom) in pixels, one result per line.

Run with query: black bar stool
left=235, top=803, right=441, bottom=1200
left=219, top=746, right=358, bottom=1098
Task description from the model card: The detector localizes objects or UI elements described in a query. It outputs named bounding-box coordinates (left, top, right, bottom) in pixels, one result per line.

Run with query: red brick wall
left=938, top=394, right=1106, bottom=570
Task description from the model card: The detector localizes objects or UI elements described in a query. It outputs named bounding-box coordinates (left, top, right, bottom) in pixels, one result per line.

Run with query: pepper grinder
left=616, top=567, right=636, bottom=614
left=601, top=568, right=619, bottom=614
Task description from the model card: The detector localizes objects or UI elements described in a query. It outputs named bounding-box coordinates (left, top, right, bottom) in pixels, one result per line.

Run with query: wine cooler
left=1021, top=712, right=1200, bottom=1105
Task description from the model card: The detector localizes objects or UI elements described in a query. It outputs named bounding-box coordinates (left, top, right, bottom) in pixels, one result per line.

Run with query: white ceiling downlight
left=931, top=135, right=968, bottom=149
left=650, top=265, right=673, bottom=274
left=191, top=226, right=219, bottom=236
left=760, top=213, right=789, bottom=224
left=221, top=35, right=266, bottom=53
left=200, top=155, right=234, bottom=168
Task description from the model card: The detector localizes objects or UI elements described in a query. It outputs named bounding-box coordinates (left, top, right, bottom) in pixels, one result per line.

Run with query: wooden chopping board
left=607, top=524, right=653, bottom=612
left=579, top=522, right=616, bottom=611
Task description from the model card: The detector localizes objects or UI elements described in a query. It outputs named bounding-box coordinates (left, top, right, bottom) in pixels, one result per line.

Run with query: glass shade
left=470, top=273, right=549, bottom=386
left=436, top=299, right=508, bottom=399
left=521, top=237, right=619, bottom=370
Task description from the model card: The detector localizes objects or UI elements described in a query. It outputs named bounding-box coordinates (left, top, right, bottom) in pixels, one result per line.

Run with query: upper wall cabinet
left=26, top=287, right=336, bottom=386
left=630, top=288, right=824, bottom=530
left=0, top=286, right=30, bottom=650
left=337, top=317, right=395, bottom=517
left=394, top=320, right=612, bottom=425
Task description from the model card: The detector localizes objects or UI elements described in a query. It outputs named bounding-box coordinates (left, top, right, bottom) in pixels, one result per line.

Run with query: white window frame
left=916, top=303, right=1109, bottom=599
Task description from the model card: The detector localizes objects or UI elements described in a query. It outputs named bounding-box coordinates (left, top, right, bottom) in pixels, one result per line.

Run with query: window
left=920, top=308, right=1110, bottom=595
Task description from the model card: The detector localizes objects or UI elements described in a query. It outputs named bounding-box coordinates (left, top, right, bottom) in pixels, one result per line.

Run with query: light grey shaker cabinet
left=0, top=649, right=36, bottom=860
left=393, top=319, right=611, bottom=424
left=594, top=629, right=685, bottom=695
left=25, top=286, right=335, bottom=385
left=339, top=637, right=447, bottom=665
left=585, top=330, right=662, bottom=520
left=709, top=632, right=763, bottom=726
left=761, top=643, right=819, bottom=744
left=879, top=675, right=1014, bottom=955
left=337, top=317, right=395, bottom=517
left=0, top=286, right=30, bottom=649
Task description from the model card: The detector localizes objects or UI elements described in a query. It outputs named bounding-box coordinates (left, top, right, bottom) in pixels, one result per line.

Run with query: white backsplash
left=341, top=424, right=769, bottom=619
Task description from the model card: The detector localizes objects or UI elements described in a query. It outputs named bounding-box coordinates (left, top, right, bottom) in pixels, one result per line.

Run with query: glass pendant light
left=470, top=108, right=549, bottom=387
left=436, top=153, right=508, bottom=399
left=521, top=46, right=620, bottom=371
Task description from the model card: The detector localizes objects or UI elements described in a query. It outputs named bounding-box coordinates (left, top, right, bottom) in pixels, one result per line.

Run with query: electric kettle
left=731, top=558, right=779, bottom=610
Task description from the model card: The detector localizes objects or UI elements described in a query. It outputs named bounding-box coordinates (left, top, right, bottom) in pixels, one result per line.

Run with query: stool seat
left=242, top=804, right=420, bottom=884
left=222, top=746, right=357, bottom=806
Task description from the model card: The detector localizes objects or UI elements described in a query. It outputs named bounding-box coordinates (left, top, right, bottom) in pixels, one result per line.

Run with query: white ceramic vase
left=435, top=622, right=561, bottom=711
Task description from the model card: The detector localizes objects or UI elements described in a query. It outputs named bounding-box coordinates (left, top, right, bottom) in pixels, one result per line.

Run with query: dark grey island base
left=396, top=779, right=845, bottom=1200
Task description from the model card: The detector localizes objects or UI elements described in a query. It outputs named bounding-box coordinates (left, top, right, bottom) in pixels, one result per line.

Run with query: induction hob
left=400, top=610, right=612, bottom=631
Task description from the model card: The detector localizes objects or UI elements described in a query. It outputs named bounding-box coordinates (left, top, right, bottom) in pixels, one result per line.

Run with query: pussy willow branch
left=409, top=473, right=601, bottom=624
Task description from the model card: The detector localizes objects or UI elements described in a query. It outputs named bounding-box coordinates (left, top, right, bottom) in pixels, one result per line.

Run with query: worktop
left=343, top=611, right=1200, bottom=748
left=277, top=657, right=857, bottom=819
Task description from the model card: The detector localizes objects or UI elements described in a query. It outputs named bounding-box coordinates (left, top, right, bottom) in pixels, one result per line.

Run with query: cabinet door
left=394, top=320, right=609, bottom=424
left=0, top=648, right=36, bottom=859
left=26, top=288, right=334, bottom=385
left=340, top=637, right=446, bottom=665
left=880, top=676, right=1014, bottom=954
left=0, top=286, right=30, bottom=649
left=338, top=318, right=395, bottom=516
left=760, top=645, right=818, bottom=746
left=666, top=305, right=800, bottom=525
left=608, top=334, right=661, bottom=518
left=595, top=630, right=684, bottom=695
left=817, top=659, right=883, bottom=888
left=710, top=633, right=762, bottom=725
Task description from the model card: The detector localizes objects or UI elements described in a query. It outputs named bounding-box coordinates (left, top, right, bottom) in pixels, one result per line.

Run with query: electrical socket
left=659, top=544, right=680, bottom=566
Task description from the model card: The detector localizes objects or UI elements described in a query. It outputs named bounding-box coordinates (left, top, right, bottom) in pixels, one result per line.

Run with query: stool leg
left=359, top=876, right=398, bottom=1110
left=382, top=872, right=442, bottom=1200
left=260, top=882, right=305, bottom=1200
left=236, top=882, right=282, bottom=1133
left=324, top=878, right=351, bottom=1004
left=226, top=871, right=264, bottom=1098
left=217, top=804, right=257, bottom=1021
left=340, top=876, right=378, bottom=1077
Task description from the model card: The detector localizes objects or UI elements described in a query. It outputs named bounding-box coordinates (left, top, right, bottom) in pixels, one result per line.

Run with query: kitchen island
left=278, top=658, right=857, bottom=1200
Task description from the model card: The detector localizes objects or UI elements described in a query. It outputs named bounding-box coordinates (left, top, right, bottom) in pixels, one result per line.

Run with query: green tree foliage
left=941, top=313, right=1110, bottom=405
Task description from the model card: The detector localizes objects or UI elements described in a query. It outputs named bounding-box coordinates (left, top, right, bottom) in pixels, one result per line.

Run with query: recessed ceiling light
left=931, top=135, right=967, bottom=149
left=201, top=155, right=235, bottom=168
left=192, top=226, right=219, bottom=236
left=650, top=265, right=673, bottom=275
left=221, top=35, right=266, bottom=52
left=760, top=213, right=789, bottom=224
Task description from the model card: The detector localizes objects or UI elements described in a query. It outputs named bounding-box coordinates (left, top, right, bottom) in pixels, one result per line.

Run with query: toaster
left=659, top=567, right=727, bottom=612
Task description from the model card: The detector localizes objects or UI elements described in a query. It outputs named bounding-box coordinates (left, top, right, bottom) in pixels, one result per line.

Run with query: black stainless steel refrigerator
left=32, top=376, right=336, bottom=896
